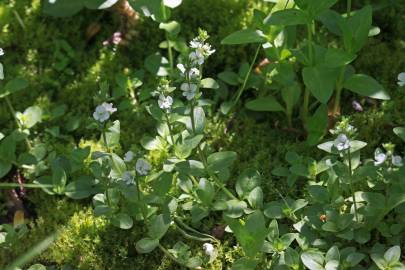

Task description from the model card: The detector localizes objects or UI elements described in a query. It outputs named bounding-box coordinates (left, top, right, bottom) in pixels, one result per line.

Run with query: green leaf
left=218, top=71, right=239, bottom=85
left=112, top=213, right=133, bottom=229
left=19, top=106, right=42, bottom=128
left=109, top=153, right=126, bottom=178
left=236, top=168, right=261, bottom=198
left=221, top=29, right=266, bottom=45
left=321, top=48, right=356, bottom=68
left=245, top=96, right=284, bottom=112
left=343, top=74, right=390, bottom=100
left=144, top=53, right=168, bottom=76
left=303, top=66, right=339, bottom=104
left=42, top=0, right=83, bottom=17
left=301, top=250, right=325, bottom=270
left=384, top=246, right=401, bottom=265
left=196, top=178, right=215, bottom=205
left=200, top=78, right=219, bottom=89
left=27, top=264, right=46, bottom=270
left=0, top=160, right=12, bottom=178
left=159, top=21, right=181, bottom=36
left=136, top=238, right=159, bottom=253
left=105, top=120, right=120, bottom=150
left=225, top=200, right=248, bottom=218
left=326, top=246, right=340, bottom=262
left=264, top=9, right=309, bottom=26
left=393, top=127, right=405, bottom=142
left=207, top=151, right=237, bottom=172
left=192, top=106, right=205, bottom=134
left=341, top=5, right=372, bottom=53
left=141, top=135, right=164, bottom=151
left=296, top=0, right=337, bottom=17
left=148, top=214, right=171, bottom=239
left=52, top=166, right=67, bottom=194
left=371, top=253, right=388, bottom=269
left=248, top=186, right=263, bottom=209
left=0, top=78, right=29, bottom=98
left=306, top=104, right=328, bottom=146
left=264, top=202, right=284, bottom=219
left=65, top=176, right=99, bottom=199
left=175, top=135, right=203, bottom=159
left=232, top=258, right=258, bottom=270
left=345, top=252, right=365, bottom=267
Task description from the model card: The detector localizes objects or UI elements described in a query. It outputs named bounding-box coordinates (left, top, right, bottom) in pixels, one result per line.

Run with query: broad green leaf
left=136, top=238, right=159, bottom=253
left=371, top=253, right=388, bottom=269
left=232, top=258, right=258, bottom=270
left=27, top=264, right=46, bottom=270
left=52, top=166, right=67, bottom=194
left=245, top=96, right=284, bottom=112
left=148, top=214, right=171, bottom=239
left=175, top=160, right=205, bottom=177
left=306, top=105, right=328, bottom=146
left=207, top=151, right=237, bottom=172
left=264, top=201, right=284, bottom=219
left=321, top=48, right=356, bottom=68
left=144, top=53, right=169, bottom=76
left=384, top=246, right=400, bottom=265
left=0, top=78, right=29, bottom=98
left=296, top=0, right=337, bottom=17
left=105, top=120, right=120, bottom=150
left=393, top=127, right=405, bottom=142
left=221, top=29, right=266, bottom=45
left=141, top=135, right=164, bottom=151
left=18, top=106, right=42, bottom=128
left=196, top=178, right=215, bottom=205
left=111, top=213, right=133, bottom=229
left=159, top=21, right=180, bottom=36
left=65, top=176, right=99, bottom=199
left=341, top=5, right=372, bottom=53
left=301, top=250, right=325, bottom=270
left=42, top=0, right=83, bottom=17
left=225, top=200, right=248, bottom=218
left=218, top=71, right=239, bottom=85
left=235, top=168, right=261, bottom=198
left=200, top=78, right=219, bottom=89
left=0, top=160, right=12, bottom=178
left=343, top=74, right=390, bottom=100
left=264, top=9, right=309, bottom=26
left=248, top=186, right=263, bottom=209
left=303, top=66, right=339, bottom=104
left=326, top=246, right=340, bottom=262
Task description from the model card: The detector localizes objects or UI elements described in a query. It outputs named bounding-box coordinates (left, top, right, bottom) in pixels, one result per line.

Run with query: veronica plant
left=221, top=0, right=390, bottom=144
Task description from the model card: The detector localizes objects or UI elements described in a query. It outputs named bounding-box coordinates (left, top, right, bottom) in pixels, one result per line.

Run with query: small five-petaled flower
left=93, top=102, right=117, bottom=123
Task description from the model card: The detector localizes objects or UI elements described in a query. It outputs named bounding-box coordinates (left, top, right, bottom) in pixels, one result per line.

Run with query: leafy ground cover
left=0, top=0, right=404, bottom=269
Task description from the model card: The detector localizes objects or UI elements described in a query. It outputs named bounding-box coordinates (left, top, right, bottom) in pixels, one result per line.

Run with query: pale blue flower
left=124, top=151, right=134, bottom=162
left=158, top=94, right=173, bottom=111
left=392, top=155, right=403, bottom=167
left=122, top=171, right=134, bottom=185
left=398, top=72, right=405, bottom=87
left=374, top=148, right=386, bottom=166
left=93, top=102, right=117, bottom=122
left=136, top=158, right=151, bottom=176
left=189, top=51, right=204, bottom=66
left=334, top=134, right=350, bottom=151
left=180, top=83, right=197, bottom=100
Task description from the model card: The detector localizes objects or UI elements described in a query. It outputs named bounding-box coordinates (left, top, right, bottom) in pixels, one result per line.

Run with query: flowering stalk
left=346, top=148, right=359, bottom=222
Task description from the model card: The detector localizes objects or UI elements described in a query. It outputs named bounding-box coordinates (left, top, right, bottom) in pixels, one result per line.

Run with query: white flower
left=136, top=158, right=151, bottom=176
left=124, top=151, right=134, bottom=162
left=189, top=38, right=203, bottom=49
left=122, top=171, right=134, bottom=185
left=203, top=243, right=215, bottom=257
left=158, top=94, right=173, bottom=111
left=334, top=134, right=350, bottom=151
left=177, top=64, right=200, bottom=79
left=392, top=155, right=403, bottom=167
left=93, top=102, right=117, bottom=123
left=0, top=48, right=4, bottom=56
left=49, top=0, right=57, bottom=3
left=201, top=43, right=215, bottom=56
left=0, top=63, right=3, bottom=80
left=374, top=148, right=387, bottom=166
left=398, top=72, right=405, bottom=87
left=189, top=51, right=204, bottom=66
left=180, top=83, right=197, bottom=100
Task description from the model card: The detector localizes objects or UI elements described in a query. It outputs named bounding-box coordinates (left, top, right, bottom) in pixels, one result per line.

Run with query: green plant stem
left=190, top=103, right=237, bottom=200
left=302, top=22, right=314, bottom=124
left=231, top=44, right=261, bottom=111
left=347, top=0, right=352, bottom=17
left=333, top=68, right=346, bottom=116
left=5, top=96, right=32, bottom=150
left=347, top=148, right=359, bottom=222
left=164, top=112, right=175, bottom=145
left=136, top=176, right=148, bottom=222
left=176, top=224, right=213, bottom=242
left=166, top=33, right=174, bottom=76
left=332, top=0, right=352, bottom=116
left=174, top=216, right=217, bottom=242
